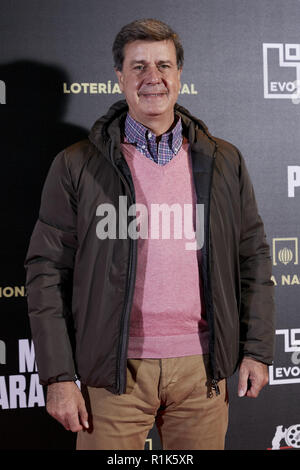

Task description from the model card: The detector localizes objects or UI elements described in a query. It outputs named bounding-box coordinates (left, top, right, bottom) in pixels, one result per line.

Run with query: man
left=24, top=18, right=275, bottom=450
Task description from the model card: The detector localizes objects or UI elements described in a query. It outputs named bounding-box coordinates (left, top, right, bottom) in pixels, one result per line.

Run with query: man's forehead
left=123, top=39, right=177, bottom=60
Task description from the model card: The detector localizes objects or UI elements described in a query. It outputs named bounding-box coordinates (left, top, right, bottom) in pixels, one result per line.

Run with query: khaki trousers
left=76, top=354, right=228, bottom=450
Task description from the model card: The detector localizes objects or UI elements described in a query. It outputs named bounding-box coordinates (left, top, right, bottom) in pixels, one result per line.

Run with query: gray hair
left=112, top=18, right=184, bottom=71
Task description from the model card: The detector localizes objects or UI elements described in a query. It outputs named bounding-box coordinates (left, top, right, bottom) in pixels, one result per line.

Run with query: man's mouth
left=139, top=92, right=168, bottom=97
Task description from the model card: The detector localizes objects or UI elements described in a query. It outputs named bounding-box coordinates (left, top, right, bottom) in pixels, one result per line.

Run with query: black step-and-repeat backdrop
left=0, top=0, right=299, bottom=451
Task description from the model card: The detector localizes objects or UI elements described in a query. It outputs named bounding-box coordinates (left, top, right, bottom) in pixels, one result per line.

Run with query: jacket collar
left=88, top=99, right=217, bottom=165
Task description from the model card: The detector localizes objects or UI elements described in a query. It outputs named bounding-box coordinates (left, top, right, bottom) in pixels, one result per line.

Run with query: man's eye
left=159, top=64, right=170, bottom=69
left=134, top=65, right=144, bottom=71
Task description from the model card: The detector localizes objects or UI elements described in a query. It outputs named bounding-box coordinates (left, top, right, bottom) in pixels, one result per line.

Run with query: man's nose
left=144, top=65, right=162, bottom=84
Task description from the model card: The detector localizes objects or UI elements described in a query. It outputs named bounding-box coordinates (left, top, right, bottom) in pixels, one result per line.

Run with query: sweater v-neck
left=121, top=142, right=189, bottom=174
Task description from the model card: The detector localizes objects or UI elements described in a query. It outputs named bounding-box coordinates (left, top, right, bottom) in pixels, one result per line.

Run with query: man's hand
left=46, top=381, right=89, bottom=432
left=238, top=356, right=269, bottom=398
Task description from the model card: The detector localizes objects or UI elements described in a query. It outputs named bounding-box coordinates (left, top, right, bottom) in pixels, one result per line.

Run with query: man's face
left=115, top=39, right=182, bottom=128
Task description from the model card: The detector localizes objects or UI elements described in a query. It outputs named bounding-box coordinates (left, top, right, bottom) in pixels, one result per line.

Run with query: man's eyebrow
left=129, top=60, right=147, bottom=65
left=157, top=60, right=173, bottom=64
left=129, top=59, right=174, bottom=65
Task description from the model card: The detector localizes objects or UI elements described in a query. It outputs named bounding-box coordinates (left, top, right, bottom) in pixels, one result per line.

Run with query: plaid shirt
left=124, top=113, right=183, bottom=166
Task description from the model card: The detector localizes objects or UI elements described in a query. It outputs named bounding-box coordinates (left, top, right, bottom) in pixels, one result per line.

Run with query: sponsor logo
left=0, top=80, right=6, bottom=104
left=0, top=285, right=26, bottom=298
left=269, top=424, right=300, bottom=450
left=0, top=339, right=45, bottom=409
left=145, top=438, right=152, bottom=450
left=271, top=238, right=299, bottom=287
left=263, top=43, right=300, bottom=103
left=269, top=329, right=300, bottom=385
left=272, top=238, right=298, bottom=267
left=63, top=81, right=198, bottom=95
left=288, top=166, right=300, bottom=198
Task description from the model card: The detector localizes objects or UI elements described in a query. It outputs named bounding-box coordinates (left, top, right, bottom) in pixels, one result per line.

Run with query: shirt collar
left=124, top=112, right=183, bottom=156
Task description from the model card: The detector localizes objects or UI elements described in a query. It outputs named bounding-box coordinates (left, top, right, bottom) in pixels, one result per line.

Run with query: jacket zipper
left=211, top=379, right=220, bottom=396
left=112, top=156, right=137, bottom=394
left=205, top=142, right=219, bottom=393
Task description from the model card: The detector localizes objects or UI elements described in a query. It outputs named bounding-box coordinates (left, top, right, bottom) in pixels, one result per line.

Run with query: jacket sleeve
left=238, top=151, right=275, bottom=365
left=24, top=150, right=78, bottom=385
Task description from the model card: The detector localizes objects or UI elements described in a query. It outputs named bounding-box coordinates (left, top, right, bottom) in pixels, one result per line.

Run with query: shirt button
left=148, top=132, right=152, bottom=138
left=142, top=145, right=146, bottom=149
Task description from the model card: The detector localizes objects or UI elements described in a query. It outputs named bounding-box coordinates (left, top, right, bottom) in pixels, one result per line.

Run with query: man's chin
left=141, top=109, right=168, bottom=119
left=139, top=101, right=170, bottom=116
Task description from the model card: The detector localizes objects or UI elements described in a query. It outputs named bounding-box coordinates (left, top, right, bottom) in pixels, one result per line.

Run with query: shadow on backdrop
left=0, top=60, right=88, bottom=450
left=0, top=60, right=88, bottom=283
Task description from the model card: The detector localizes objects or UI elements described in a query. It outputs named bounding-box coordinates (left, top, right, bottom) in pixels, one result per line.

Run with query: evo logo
left=263, top=43, right=300, bottom=103
left=269, top=329, right=300, bottom=385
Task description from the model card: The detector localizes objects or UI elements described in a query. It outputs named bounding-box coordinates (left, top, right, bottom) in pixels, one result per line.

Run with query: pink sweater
left=121, top=142, right=209, bottom=358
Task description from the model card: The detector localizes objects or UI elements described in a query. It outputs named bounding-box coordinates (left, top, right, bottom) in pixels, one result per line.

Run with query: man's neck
left=128, top=112, right=176, bottom=138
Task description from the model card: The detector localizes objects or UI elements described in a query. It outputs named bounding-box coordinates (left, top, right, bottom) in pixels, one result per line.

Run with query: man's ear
left=178, top=66, right=183, bottom=79
left=178, top=67, right=182, bottom=92
left=115, top=69, right=124, bottom=93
